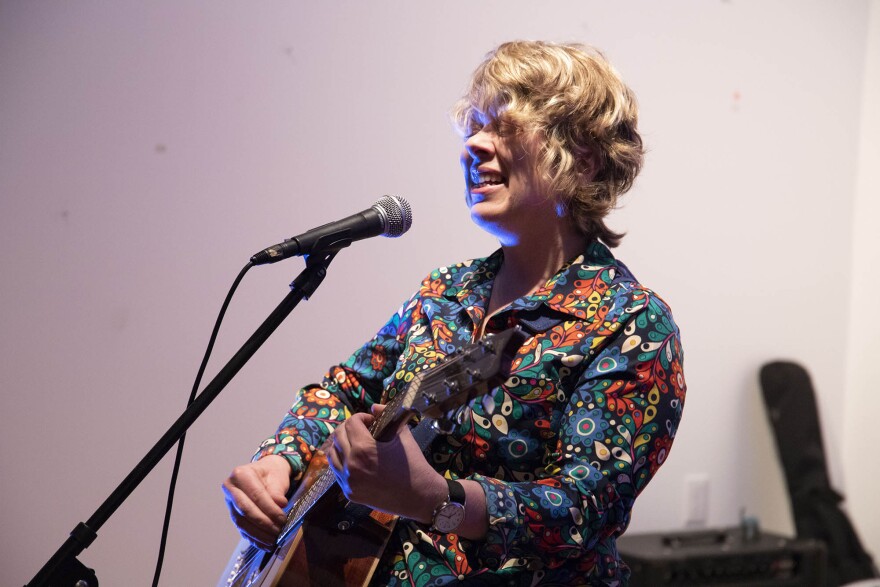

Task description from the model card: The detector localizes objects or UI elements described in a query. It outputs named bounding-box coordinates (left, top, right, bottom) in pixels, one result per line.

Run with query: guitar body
left=220, top=453, right=397, bottom=587
left=274, top=500, right=396, bottom=587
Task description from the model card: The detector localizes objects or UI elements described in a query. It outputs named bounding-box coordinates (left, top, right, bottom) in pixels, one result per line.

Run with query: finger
left=326, top=442, right=344, bottom=475
left=225, top=495, right=281, bottom=548
left=332, top=422, right=352, bottom=458
left=223, top=483, right=284, bottom=535
left=242, top=533, right=275, bottom=552
left=233, top=516, right=278, bottom=551
left=350, top=410, right=376, bottom=427
left=346, top=413, right=380, bottom=447
left=396, top=421, right=416, bottom=445
left=249, top=482, right=287, bottom=524
left=263, top=475, right=291, bottom=509
left=228, top=468, right=288, bottom=526
left=370, top=403, right=386, bottom=417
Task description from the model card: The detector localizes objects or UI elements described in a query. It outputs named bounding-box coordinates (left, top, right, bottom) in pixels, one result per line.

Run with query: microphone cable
left=151, top=260, right=254, bottom=587
left=148, top=196, right=410, bottom=584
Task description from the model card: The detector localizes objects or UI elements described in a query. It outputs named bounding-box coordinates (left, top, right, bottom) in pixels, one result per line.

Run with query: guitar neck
left=278, top=367, right=432, bottom=541
left=277, top=326, right=526, bottom=543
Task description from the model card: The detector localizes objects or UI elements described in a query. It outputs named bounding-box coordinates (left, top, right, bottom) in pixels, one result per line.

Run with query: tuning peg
left=444, top=377, right=460, bottom=394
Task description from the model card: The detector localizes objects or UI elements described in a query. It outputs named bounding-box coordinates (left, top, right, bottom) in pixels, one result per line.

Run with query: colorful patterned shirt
left=256, top=241, right=686, bottom=586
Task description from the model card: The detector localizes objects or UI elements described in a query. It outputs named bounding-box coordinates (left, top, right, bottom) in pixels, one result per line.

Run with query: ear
left=580, top=149, right=601, bottom=182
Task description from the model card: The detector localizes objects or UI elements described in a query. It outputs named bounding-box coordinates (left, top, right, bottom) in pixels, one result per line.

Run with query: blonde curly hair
left=452, top=41, right=644, bottom=247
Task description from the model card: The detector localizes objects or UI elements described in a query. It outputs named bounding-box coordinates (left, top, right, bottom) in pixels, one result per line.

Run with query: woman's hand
left=222, top=454, right=292, bottom=550
left=326, top=404, right=448, bottom=524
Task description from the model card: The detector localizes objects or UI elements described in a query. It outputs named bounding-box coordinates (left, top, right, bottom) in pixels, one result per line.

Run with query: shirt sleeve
left=252, top=292, right=422, bottom=484
left=466, top=291, right=686, bottom=572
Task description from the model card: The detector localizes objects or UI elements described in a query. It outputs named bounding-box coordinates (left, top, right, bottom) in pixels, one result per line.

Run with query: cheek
left=460, top=150, right=472, bottom=172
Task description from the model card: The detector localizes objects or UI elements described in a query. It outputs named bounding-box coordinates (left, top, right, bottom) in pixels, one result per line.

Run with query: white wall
left=844, top=0, right=880, bottom=566
left=1, top=2, right=874, bottom=585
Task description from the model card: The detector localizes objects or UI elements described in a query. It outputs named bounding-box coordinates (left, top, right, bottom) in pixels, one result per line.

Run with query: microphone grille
left=373, top=195, right=413, bottom=238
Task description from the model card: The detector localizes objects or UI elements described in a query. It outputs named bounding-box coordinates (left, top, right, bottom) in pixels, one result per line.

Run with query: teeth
left=470, top=170, right=503, bottom=186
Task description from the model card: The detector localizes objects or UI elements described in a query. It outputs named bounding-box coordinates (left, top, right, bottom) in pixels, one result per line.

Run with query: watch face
left=433, top=502, right=466, bottom=533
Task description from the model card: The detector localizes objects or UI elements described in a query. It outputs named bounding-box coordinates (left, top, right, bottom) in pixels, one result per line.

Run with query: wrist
left=259, top=454, right=295, bottom=476
left=428, top=479, right=467, bottom=533
left=417, top=473, right=450, bottom=525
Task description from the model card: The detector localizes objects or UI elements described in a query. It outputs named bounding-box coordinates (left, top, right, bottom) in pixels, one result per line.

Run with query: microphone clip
left=264, top=232, right=354, bottom=263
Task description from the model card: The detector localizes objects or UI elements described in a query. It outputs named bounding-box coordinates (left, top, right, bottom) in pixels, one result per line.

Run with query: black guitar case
left=760, top=360, right=878, bottom=586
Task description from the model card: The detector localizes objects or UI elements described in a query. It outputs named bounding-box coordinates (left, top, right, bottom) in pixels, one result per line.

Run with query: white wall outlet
left=683, top=473, right=710, bottom=528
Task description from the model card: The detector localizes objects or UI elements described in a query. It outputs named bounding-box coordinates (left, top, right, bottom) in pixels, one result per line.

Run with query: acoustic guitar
left=219, top=326, right=526, bottom=587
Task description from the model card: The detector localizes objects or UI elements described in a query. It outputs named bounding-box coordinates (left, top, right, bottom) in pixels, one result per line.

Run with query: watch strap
left=446, top=479, right=465, bottom=505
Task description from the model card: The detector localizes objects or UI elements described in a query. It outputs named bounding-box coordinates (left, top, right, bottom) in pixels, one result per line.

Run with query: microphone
left=250, top=195, right=413, bottom=265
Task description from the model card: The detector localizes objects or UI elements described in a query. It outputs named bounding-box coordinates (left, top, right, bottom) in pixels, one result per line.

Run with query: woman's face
left=460, top=120, right=561, bottom=245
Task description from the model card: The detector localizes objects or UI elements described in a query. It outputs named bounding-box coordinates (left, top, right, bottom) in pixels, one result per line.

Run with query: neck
left=488, top=225, right=585, bottom=315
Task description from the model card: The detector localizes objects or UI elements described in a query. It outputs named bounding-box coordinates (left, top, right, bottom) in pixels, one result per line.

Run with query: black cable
left=151, top=261, right=254, bottom=587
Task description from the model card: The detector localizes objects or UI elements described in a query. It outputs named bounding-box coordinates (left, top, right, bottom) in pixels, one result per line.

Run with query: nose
left=462, top=129, right=495, bottom=162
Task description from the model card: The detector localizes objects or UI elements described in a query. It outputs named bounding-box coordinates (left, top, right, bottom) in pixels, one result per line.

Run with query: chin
left=470, top=212, right=517, bottom=244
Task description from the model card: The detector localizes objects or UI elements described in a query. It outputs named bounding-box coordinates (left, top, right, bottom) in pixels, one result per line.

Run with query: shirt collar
left=444, top=241, right=629, bottom=321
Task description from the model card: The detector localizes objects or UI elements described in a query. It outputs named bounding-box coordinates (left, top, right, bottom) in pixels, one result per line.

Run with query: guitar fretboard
left=279, top=467, right=336, bottom=541
left=276, top=358, right=441, bottom=542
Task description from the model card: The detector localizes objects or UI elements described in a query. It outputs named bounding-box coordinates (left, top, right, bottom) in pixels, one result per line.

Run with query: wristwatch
left=430, top=479, right=466, bottom=533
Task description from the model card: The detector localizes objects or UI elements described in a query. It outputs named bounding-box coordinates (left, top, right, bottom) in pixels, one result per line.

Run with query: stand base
left=34, top=556, right=98, bottom=587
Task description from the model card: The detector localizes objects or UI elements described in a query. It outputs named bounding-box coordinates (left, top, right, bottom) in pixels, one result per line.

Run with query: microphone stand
left=26, top=249, right=340, bottom=587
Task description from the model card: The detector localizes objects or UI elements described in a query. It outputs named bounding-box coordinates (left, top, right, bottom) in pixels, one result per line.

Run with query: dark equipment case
left=618, top=527, right=827, bottom=586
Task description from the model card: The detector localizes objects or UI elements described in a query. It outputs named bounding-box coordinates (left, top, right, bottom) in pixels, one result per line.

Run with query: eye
left=464, top=109, right=495, bottom=138
left=465, top=120, right=482, bottom=139
left=494, top=117, right=518, bottom=138
left=465, top=118, right=501, bottom=140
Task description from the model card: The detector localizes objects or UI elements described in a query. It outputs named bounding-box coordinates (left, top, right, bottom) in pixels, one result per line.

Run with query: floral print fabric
left=256, top=242, right=686, bottom=585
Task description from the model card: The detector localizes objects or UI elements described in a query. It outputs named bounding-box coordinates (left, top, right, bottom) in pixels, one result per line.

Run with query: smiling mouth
left=470, top=170, right=505, bottom=189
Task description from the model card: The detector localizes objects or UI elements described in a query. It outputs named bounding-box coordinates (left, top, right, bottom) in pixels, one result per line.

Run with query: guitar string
left=227, top=538, right=267, bottom=585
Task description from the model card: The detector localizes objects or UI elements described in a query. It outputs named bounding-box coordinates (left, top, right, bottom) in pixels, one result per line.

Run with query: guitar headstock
left=409, top=326, right=528, bottom=428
